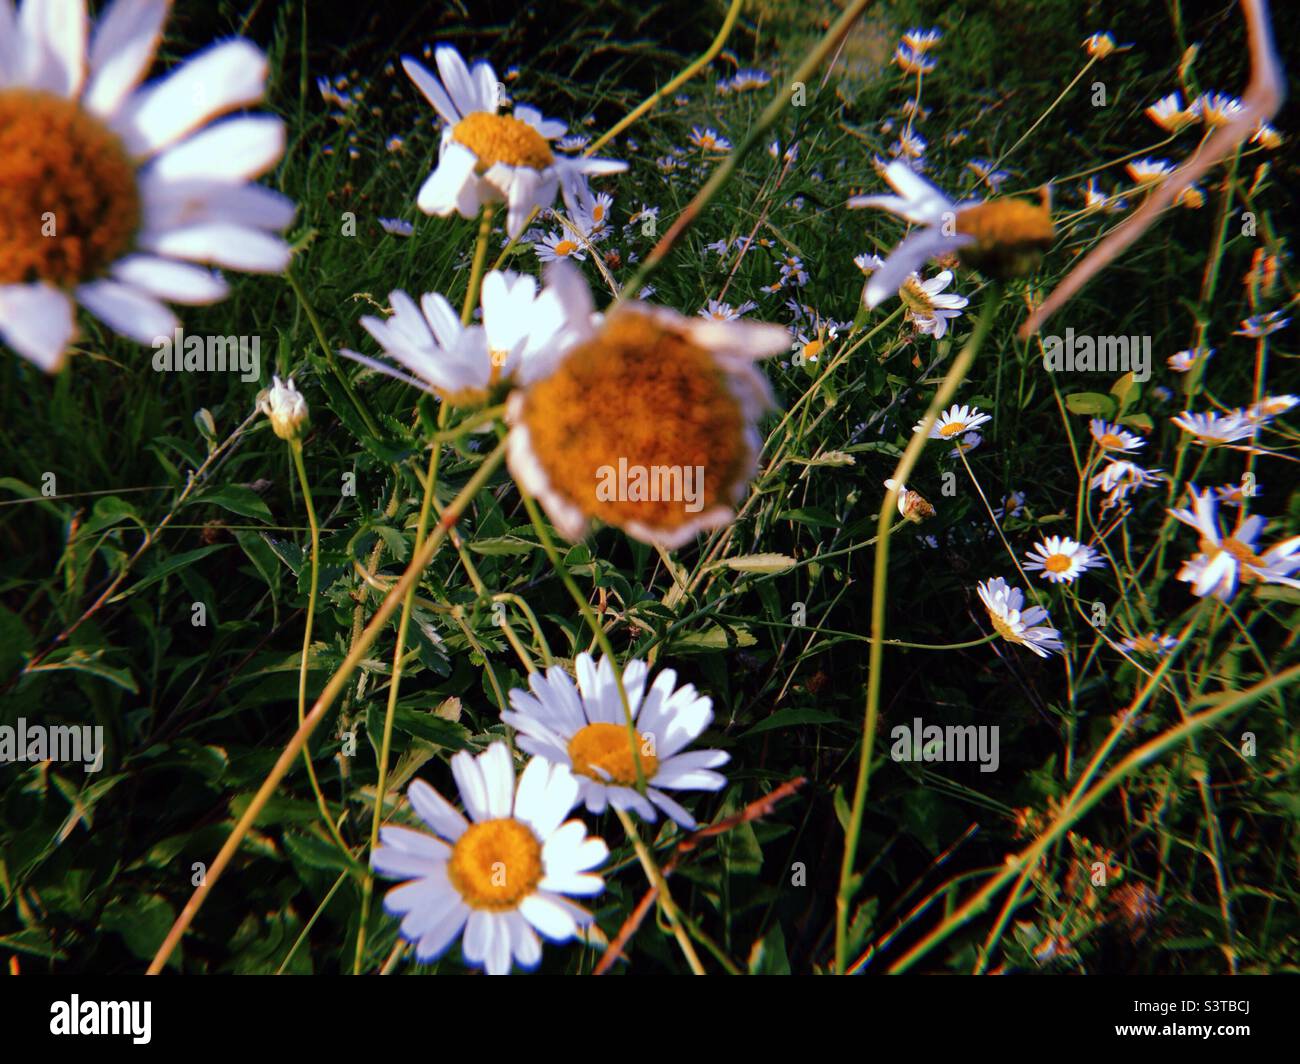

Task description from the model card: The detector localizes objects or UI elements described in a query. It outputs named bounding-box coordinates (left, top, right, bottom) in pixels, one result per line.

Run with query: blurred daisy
left=1023, top=536, right=1103, bottom=584
left=901, top=28, right=943, bottom=52
left=402, top=45, right=625, bottom=237
left=1245, top=394, right=1297, bottom=421
left=918, top=403, right=991, bottom=439
left=371, top=743, right=607, bottom=974
left=966, top=158, right=1009, bottom=192
left=1215, top=480, right=1259, bottom=507
left=1120, top=633, right=1179, bottom=656
left=1126, top=158, right=1174, bottom=185
left=1090, top=419, right=1145, bottom=454
left=949, top=431, right=982, bottom=458
left=977, top=577, right=1064, bottom=658
left=506, top=262, right=786, bottom=547
left=1091, top=459, right=1162, bottom=510
left=1252, top=121, right=1282, bottom=150
left=1169, top=485, right=1300, bottom=600
left=1235, top=310, right=1289, bottom=337
left=699, top=299, right=757, bottom=322
left=1083, top=32, right=1118, bottom=59
left=899, top=270, right=968, bottom=338
left=1145, top=92, right=1197, bottom=133
left=344, top=269, right=576, bottom=404
left=1168, top=346, right=1212, bottom=372
left=502, top=654, right=728, bottom=830
left=791, top=314, right=839, bottom=363
left=849, top=160, right=1054, bottom=306
left=1171, top=410, right=1257, bottom=445
left=854, top=252, right=886, bottom=275
left=1081, top=178, right=1127, bottom=213
left=726, top=68, right=771, bottom=93
left=894, top=44, right=935, bottom=75
left=994, top=491, right=1027, bottom=519
left=689, top=126, right=731, bottom=152
left=0, top=0, right=293, bottom=371
left=1194, top=91, right=1245, bottom=128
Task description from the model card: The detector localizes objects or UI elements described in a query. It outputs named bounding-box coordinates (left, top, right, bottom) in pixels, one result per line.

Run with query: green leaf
left=187, top=485, right=274, bottom=523
left=110, top=544, right=227, bottom=602
left=1064, top=392, right=1118, bottom=418
left=28, top=648, right=138, bottom=693
left=743, top=706, right=841, bottom=735
left=469, top=535, right=539, bottom=556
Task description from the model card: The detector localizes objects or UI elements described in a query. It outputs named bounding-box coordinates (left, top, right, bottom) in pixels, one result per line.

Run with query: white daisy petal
left=146, top=115, right=285, bottom=183
left=141, top=224, right=291, bottom=273
left=0, top=283, right=76, bottom=371
left=75, top=278, right=177, bottom=343
left=519, top=891, right=580, bottom=941
left=407, top=779, right=469, bottom=841
left=109, top=255, right=229, bottom=304
left=20, top=0, right=87, bottom=98
left=82, top=0, right=168, bottom=119
left=113, top=39, right=269, bottom=158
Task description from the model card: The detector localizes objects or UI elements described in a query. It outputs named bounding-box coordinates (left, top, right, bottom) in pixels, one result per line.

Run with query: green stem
left=835, top=284, right=1002, bottom=974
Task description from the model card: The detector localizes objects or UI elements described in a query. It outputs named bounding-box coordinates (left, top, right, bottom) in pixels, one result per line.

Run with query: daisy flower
left=1252, top=121, right=1282, bottom=150
left=1168, top=346, right=1213, bottom=372
left=534, top=229, right=587, bottom=264
left=698, top=299, right=756, bottom=322
left=726, top=68, right=771, bottom=93
left=854, top=252, right=886, bottom=275
left=1145, top=92, right=1197, bottom=133
left=1023, top=536, right=1103, bottom=584
left=505, top=262, right=786, bottom=547
left=1120, top=633, right=1179, bottom=656
left=689, top=126, right=731, bottom=152
left=791, top=314, right=839, bottom=363
left=1090, top=419, right=1145, bottom=454
left=1168, top=485, right=1300, bottom=600
left=966, top=158, right=1009, bottom=192
left=344, top=269, right=575, bottom=405
left=1081, top=178, right=1127, bottom=213
left=994, top=491, right=1027, bottom=519
left=0, top=0, right=293, bottom=372
left=379, top=217, right=415, bottom=237
left=502, top=654, right=728, bottom=830
left=848, top=160, right=1054, bottom=306
left=371, top=743, right=607, bottom=974
left=977, top=577, right=1064, bottom=658
left=917, top=402, right=992, bottom=440
left=402, top=45, right=626, bottom=238
left=899, top=269, right=968, bottom=338
left=1171, top=410, right=1257, bottom=445
left=1215, top=480, right=1259, bottom=507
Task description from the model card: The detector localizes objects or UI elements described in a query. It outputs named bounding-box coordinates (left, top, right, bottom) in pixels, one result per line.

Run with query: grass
left=1, top=0, right=1297, bottom=975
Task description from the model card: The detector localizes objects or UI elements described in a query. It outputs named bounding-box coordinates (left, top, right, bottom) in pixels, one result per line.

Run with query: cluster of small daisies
left=372, top=653, right=729, bottom=973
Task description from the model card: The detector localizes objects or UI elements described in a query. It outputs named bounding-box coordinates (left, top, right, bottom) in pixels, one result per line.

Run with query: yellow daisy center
left=899, top=276, right=936, bottom=316
left=552, top=239, right=578, bottom=257
left=1207, top=537, right=1264, bottom=568
left=954, top=197, right=1055, bottom=280
left=567, top=722, right=659, bottom=786
left=1097, top=433, right=1125, bottom=450
left=1131, top=637, right=1159, bottom=654
left=452, top=112, right=555, bottom=171
left=937, top=420, right=968, bottom=437
left=1043, top=553, right=1073, bottom=574
left=802, top=338, right=824, bottom=361
left=519, top=308, right=750, bottom=533
left=987, top=610, right=1024, bottom=645
left=446, top=818, right=544, bottom=911
left=0, top=89, right=141, bottom=287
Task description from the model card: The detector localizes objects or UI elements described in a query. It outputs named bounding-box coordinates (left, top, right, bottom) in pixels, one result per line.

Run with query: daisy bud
left=259, top=375, right=309, bottom=441
left=884, top=479, right=935, bottom=522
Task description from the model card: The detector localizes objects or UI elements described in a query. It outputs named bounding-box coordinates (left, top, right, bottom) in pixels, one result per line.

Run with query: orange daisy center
left=954, top=197, right=1055, bottom=279
left=452, top=112, right=555, bottom=171
left=446, top=818, right=544, bottom=911
left=567, top=722, right=659, bottom=787
left=520, top=308, right=750, bottom=534
left=0, top=89, right=141, bottom=287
